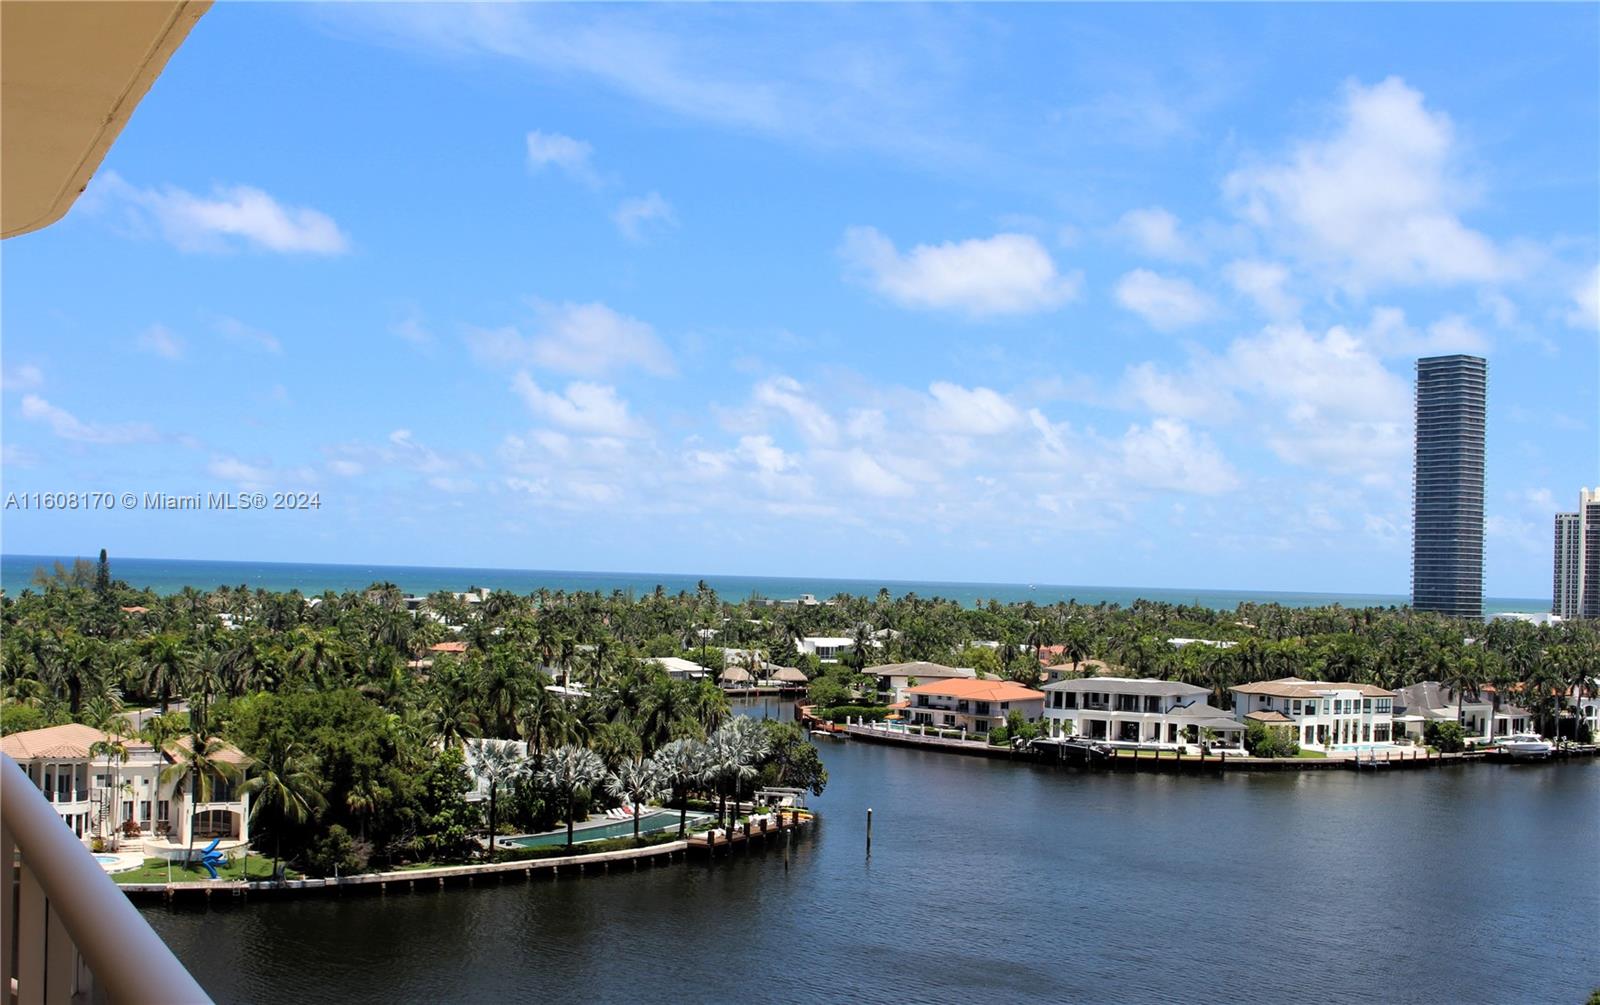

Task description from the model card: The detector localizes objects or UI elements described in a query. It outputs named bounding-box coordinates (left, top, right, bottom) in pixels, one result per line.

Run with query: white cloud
left=391, top=313, right=432, bottom=345
left=613, top=192, right=677, bottom=242
left=1114, top=269, right=1217, bottom=330
left=92, top=172, right=349, bottom=254
left=1, top=444, right=40, bottom=468
left=752, top=376, right=837, bottom=444
left=1122, top=362, right=1234, bottom=422
left=465, top=301, right=673, bottom=377
left=1224, top=259, right=1300, bottom=319
left=327, top=459, right=365, bottom=477
left=839, top=226, right=1081, bottom=317
left=20, top=395, right=157, bottom=445
left=208, top=456, right=272, bottom=486
left=1360, top=307, right=1489, bottom=358
left=1120, top=419, right=1238, bottom=494
left=1116, top=206, right=1198, bottom=262
left=828, top=448, right=913, bottom=498
left=215, top=316, right=282, bottom=354
left=510, top=373, right=642, bottom=436
left=525, top=130, right=599, bottom=185
left=136, top=324, right=184, bottom=360
left=1, top=364, right=44, bottom=392
left=1224, top=76, right=1507, bottom=289
left=1229, top=322, right=1409, bottom=479
left=925, top=382, right=1021, bottom=435
left=1569, top=264, right=1600, bottom=330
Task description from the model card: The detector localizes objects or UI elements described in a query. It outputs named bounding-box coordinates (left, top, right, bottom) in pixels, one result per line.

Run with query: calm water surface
left=144, top=703, right=1599, bottom=1004
left=2, top=553, right=1546, bottom=612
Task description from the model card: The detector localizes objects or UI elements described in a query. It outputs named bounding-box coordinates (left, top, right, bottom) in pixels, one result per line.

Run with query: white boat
left=1496, top=734, right=1554, bottom=760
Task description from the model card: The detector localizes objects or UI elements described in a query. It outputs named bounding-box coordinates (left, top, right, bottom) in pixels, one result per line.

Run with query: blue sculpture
left=198, top=837, right=225, bottom=880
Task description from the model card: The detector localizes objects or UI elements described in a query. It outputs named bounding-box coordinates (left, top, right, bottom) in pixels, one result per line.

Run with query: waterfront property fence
left=2, top=753, right=213, bottom=1004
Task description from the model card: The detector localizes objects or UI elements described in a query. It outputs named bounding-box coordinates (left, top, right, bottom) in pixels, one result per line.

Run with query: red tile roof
left=906, top=678, right=1045, bottom=702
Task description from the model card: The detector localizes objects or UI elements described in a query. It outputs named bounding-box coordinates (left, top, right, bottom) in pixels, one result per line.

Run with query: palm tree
left=650, top=739, right=710, bottom=837
left=606, top=759, right=665, bottom=840
left=161, top=732, right=245, bottom=868
left=141, top=635, right=192, bottom=713
left=89, top=732, right=131, bottom=840
left=538, top=745, right=607, bottom=849
left=240, top=739, right=324, bottom=881
left=707, top=718, right=769, bottom=828
left=469, top=738, right=526, bottom=854
left=517, top=683, right=572, bottom=763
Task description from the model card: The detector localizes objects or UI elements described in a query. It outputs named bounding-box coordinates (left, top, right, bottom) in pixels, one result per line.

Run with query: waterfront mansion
left=1040, top=677, right=1246, bottom=749
left=1, top=723, right=251, bottom=859
left=904, top=678, right=1045, bottom=736
left=1229, top=678, right=1397, bottom=751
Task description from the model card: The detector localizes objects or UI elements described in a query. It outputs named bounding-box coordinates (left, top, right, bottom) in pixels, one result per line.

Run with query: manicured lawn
left=1295, top=749, right=1328, bottom=759
left=113, top=856, right=296, bottom=884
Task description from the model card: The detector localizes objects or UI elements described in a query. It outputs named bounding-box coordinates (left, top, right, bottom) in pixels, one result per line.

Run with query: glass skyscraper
left=1411, top=354, right=1486, bottom=620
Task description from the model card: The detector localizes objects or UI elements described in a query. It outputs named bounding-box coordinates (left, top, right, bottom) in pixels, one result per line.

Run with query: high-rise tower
left=1411, top=355, right=1486, bottom=620
left=1554, top=510, right=1581, bottom=617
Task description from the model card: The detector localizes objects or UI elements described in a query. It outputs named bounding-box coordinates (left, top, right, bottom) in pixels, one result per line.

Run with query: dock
left=685, top=808, right=811, bottom=857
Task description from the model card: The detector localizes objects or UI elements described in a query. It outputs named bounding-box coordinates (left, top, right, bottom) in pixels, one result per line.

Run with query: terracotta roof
left=428, top=641, right=467, bottom=654
left=119, top=605, right=150, bottom=614
left=1244, top=710, right=1294, bottom=723
left=1, top=723, right=118, bottom=760
left=1230, top=677, right=1395, bottom=699
left=906, top=678, right=1045, bottom=703
left=164, top=735, right=251, bottom=767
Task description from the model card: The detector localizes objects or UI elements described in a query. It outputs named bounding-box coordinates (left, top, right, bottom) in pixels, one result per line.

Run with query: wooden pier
left=685, top=809, right=811, bottom=857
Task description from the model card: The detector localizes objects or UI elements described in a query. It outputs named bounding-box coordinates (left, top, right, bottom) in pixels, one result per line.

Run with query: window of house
left=1363, top=698, right=1372, bottom=712
left=1292, top=700, right=1302, bottom=714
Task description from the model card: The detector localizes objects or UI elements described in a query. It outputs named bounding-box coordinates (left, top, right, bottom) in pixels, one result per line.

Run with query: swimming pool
left=501, top=809, right=709, bottom=849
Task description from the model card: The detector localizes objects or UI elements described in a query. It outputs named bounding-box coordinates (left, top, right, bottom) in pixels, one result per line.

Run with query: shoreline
left=0, top=552, right=1546, bottom=612
left=124, top=811, right=812, bottom=904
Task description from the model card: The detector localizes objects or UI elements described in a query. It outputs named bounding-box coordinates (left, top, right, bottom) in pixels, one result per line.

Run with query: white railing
left=2, top=754, right=212, bottom=1004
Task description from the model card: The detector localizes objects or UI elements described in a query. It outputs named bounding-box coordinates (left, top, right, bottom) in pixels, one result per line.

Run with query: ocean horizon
left=0, top=553, right=1547, bottom=615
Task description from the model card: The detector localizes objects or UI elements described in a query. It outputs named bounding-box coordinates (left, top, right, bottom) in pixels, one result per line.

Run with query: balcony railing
left=2, top=753, right=213, bottom=1004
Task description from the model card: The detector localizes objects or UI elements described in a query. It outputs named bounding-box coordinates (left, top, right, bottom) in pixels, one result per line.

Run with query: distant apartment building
left=1412, top=354, right=1487, bottom=620
left=1230, top=678, right=1398, bottom=752
left=1553, top=488, right=1600, bottom=619
left=1554, top=509, right=1582, bottom=617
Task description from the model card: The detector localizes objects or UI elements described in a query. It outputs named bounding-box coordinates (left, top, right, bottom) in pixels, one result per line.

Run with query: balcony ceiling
left=1, top=0, right=209, bottom=238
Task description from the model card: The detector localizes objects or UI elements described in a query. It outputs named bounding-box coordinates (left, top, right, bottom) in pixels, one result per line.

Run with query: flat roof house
left=1041, top=677, right=1245, bottom=749
left=904, top=678, right=1044, bottom=737
left=1230, top=678, right=1398, bottom=753
left=795, top=636, right=856, bottom=661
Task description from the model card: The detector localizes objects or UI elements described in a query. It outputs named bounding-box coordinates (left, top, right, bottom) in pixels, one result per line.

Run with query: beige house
left=905, top=678, right=1045, bottom=736
left=870, top=661, right=978, bottom=703
left=2, top=723, right=251, bottom=857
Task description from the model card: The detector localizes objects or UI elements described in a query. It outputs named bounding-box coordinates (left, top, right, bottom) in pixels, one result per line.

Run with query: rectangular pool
left=502, top=809, right=708, bottom=849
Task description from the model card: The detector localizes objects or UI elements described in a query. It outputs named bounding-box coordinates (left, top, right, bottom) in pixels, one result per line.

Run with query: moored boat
left=1496, top=734, right=1554, bottom=760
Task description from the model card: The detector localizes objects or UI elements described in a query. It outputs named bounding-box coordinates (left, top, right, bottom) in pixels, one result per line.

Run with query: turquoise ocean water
left=0, top=553, right=1546, bottom=614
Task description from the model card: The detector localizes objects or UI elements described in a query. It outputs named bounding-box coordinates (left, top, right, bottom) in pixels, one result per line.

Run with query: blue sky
left=2, top=3, right=1596, bottom=598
